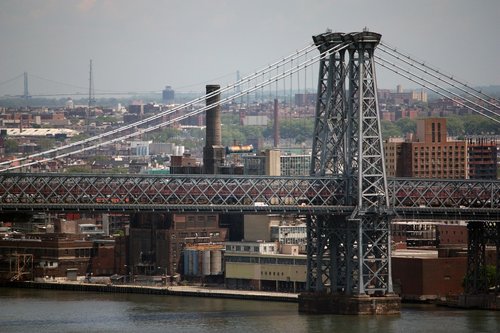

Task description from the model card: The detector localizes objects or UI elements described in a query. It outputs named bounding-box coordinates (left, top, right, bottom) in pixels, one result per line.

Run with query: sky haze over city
left=0, top=0, right=498, bottom=97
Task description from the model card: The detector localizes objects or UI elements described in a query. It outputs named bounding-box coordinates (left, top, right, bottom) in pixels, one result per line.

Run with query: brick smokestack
left=205, top=84, right=221, bottom=146
left=203, top=84, right=224, bottom=174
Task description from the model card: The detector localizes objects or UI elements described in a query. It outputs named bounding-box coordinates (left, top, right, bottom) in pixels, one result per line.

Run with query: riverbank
left=4, top=281, right=499, bottom=311
left=4, top=281, right=298, bottom=303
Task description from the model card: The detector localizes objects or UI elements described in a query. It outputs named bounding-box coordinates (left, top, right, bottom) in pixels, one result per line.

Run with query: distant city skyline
left=0, top=0, right=498, bottom=97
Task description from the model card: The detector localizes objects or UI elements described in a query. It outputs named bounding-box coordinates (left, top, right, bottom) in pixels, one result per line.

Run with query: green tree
left=70, top=133, right=90, bottom=143
left=4, top=139, right=19, bottom=154
left=280, top=118, right=314, bottom=140
left=395, top=118, right=416, bottom=135
left=65, top=165, right=92, bottom=173
left=381, top=120, right=402, bottom=139
left=146, top=127, right=181, bottom=142
left=445, top=116, right=465, bottom=137
left=462, top=265, right=497, bottom=291
left=95, top=116, right=118, bottom=125
left=462, top=115, right=500, bottom=135
left=37, top=138, right=54, bottom=151
left=222, top=126, right=245, bottom=146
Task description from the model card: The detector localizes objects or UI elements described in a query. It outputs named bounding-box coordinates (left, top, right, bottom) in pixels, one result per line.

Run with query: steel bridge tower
left=301, top=30, right=400, bottom=314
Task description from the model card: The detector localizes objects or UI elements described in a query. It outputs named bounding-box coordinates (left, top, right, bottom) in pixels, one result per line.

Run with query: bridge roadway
left=0, top=173, right=498, bottom=220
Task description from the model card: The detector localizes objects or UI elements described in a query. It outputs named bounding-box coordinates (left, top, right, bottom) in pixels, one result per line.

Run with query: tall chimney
left=203, top=85, right=225, bottom=174
left=205, top=85, right=221, bottom=146
left=273, top=99, right=279, bottom=148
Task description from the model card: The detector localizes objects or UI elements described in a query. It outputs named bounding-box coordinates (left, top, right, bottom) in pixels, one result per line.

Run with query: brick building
left=384, top=118, right=468, bottom=178
left=0, top=233, right=120, bottom=280
left=392, top=249, right=467, bottom=301
left=128, top=212, right=228, bottom=278
left=467, top=137, right=497, bottom=179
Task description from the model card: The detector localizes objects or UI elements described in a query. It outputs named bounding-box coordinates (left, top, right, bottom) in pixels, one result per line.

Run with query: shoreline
left=3, top=281, right=299, bottom=303
left=3, top=281, right=498, bottom=311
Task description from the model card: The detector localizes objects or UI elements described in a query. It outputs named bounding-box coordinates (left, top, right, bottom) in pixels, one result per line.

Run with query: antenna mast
left=88, top=60, right=95, bottom=122
left=23, top=72, right=30, bottom=107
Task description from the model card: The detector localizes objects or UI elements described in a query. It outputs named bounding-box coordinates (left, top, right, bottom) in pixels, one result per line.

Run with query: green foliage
left=95, top=116, right=118, bottom=125
left=462, top=265, right=498, bottom=290
left=3, top=139, right=19, bottom=154
left=69, top=133, right=90, bottom=143
left=461, top=115, right=500, bottom=135
left=380, top=115, right=499, bottom=139
left=146, top=127, right=181, bottom=142
left=221, top=114, right=240, bottom=125
left=37, top=138, right=54, bottom=151
left=64, top=165, right=92, bottom=173
left=395, top=118, right=416, bottom=134
left=222, top=125, right=246, bottom=146
left=381, top=120, right=402, bottom=139
left=445, top=116, right=465, bottom=137
left=278, top=118, right=314, bottom=140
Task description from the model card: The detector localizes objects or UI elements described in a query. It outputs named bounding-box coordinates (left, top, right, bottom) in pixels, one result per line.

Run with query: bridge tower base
left=298, top=292, right=401, bottom=315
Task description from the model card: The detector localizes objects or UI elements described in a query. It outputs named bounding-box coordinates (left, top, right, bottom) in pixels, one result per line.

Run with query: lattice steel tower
left=307, top=31, right=393, bottom=297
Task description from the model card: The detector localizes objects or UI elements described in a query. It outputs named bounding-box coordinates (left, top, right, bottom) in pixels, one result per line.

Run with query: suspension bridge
left=0, top=30, right=499, bottom=314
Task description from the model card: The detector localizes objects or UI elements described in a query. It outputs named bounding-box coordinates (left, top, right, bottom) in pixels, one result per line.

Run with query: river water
left=0, top=287, right=499, bottom=333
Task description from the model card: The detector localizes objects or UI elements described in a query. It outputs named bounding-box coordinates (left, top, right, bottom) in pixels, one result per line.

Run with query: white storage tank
left=202, top=250, right=211, bottom=276
left=210, top=250, right=222, bottom=275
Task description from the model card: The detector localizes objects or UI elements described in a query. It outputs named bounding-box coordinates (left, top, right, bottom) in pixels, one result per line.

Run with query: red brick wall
left=91, top=245, right=115, bottom=276
left=392, top=256, right=466, bottom=300
left=438, top=225, right=468, bottom=246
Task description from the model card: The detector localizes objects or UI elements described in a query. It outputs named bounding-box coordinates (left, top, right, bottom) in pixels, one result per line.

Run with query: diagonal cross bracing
left=307, top=31, right=393, bottom=296
left=0, top=174, right=497, bottom=217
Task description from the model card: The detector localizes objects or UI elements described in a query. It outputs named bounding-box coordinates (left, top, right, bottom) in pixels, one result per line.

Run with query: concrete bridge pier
left=298, top=292, right=401, bottom=315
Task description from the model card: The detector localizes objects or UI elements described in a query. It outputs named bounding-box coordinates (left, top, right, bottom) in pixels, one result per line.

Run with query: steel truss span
left=0, top=173, right=348, bottom=214
left=0, top=173, right=498, bottom=217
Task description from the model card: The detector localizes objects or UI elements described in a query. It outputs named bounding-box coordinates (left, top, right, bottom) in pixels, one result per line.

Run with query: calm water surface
left=0, top=287, right=499, bottom=333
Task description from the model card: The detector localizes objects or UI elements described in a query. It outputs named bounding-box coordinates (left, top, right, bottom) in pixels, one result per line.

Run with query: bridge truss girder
left=0, top=174, right=498, bottom=218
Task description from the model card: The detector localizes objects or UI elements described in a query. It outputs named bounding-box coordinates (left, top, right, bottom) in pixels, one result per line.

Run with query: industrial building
left=128, top=212, right=228, bottom=278
left=392, top=249, right=466, bottom=301
left=182, top=243, right=224, bottom=283
left=0, top=233, right=119, bottom=281
left=224, top=241, right=306, bottom=292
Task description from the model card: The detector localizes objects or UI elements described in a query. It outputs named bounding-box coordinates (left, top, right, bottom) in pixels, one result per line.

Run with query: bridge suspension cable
left=374, top=56, right=500, bottom=125
left=0, top=74, right=24, bottom=87
left=0, top=43, right=317, bottom=169
left=2, top=42, right=351, bottom=172
left=379, top=41, right=500, bottom=109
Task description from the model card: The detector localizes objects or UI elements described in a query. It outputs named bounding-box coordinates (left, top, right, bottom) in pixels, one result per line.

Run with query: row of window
left=0, top=247, right=95, bottom=258
left=225, top=245, right=276, bottom=252
left=414, top=146, right=465, bottom=151
left=178, top=231, right=220, bottom=238
left=225, top=256, right=306, bottom=266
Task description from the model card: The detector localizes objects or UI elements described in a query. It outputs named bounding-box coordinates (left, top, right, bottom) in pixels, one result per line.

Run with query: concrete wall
left=243, top=215, right=279, bottom=242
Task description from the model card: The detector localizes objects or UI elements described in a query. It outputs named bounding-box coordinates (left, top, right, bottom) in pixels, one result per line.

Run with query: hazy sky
left=0, top=0, right=498, bottom=97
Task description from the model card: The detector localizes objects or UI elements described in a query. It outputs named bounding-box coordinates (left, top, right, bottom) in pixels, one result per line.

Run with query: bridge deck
left=0, top=173, right=498, bottom=220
